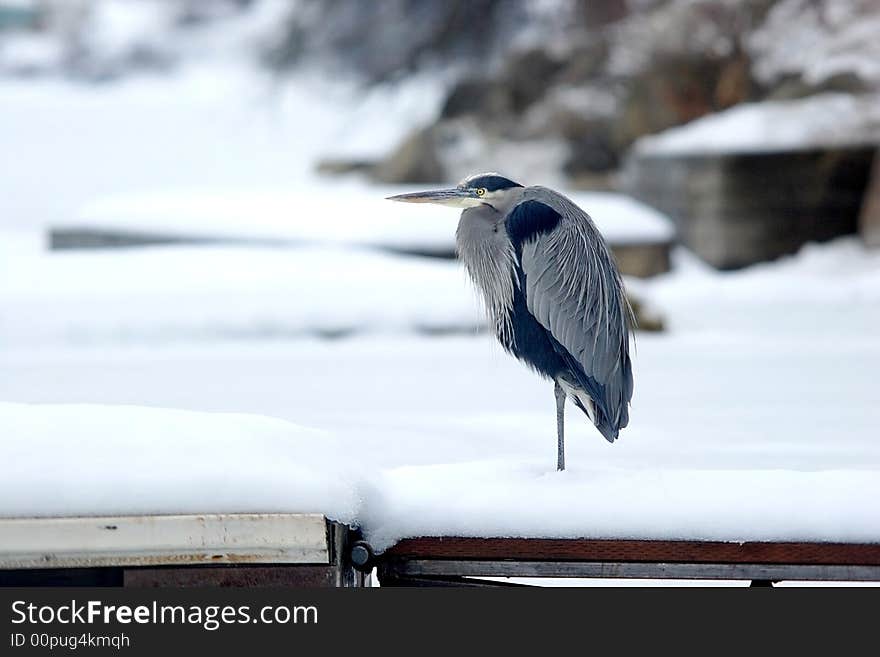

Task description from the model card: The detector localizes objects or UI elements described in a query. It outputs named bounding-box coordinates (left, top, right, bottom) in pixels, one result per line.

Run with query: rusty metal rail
left=368, top=537, right=880, bottom=586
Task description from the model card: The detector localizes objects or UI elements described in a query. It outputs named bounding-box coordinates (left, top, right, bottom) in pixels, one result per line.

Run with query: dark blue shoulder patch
left=505, top=200, right=561, bottom=256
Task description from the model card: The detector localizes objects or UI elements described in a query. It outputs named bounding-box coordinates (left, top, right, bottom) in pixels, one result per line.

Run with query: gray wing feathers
left=518, top=188, right=633, bottom=433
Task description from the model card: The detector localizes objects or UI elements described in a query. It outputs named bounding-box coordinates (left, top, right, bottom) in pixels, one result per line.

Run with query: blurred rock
left=292, top=0, right=880, bottom=203
left=765, top=71, right=869, bottom=101
left=441, top=49, right=565, bottom=128
left=614, top=51, right=756, bottom=149
left=626, top=292, right=665, bottom=333
left=555, top=40, right=610, bottom=86
left=266, top=0, right=527, bottom=82
left=370, top=127, right=446, bottom=184
left=315, top=158, right=378, bottom=176
left=859, top=152, right=880, bottom=248
left=612, top=242, right=672, bottom=280
left=374, top=1, right=765, bottom=185
left=624, top=146, right=877, bottom=268
left=564, top=125, right=619, bottom=176
left=573, top=0, right=629, bottom=29
left=501, top=48, right=565, bottom=113
left=714, top=55, right=753, bottom=108
left=441, top=78, right=513, bottom=123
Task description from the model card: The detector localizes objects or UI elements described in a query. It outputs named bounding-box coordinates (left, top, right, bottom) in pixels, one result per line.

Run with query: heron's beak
left=386, top=188, right=479, bottom=208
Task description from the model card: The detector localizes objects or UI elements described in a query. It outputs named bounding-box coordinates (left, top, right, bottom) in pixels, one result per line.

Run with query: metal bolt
left=350, top=541, right=373, bottom=569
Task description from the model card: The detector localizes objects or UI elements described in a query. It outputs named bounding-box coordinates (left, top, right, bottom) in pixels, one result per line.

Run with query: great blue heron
left=388, top=173, right=633, bottom=471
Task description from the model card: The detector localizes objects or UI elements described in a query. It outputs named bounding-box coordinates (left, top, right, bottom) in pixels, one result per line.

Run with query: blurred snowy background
left=1, top=1, right=880, bottom=553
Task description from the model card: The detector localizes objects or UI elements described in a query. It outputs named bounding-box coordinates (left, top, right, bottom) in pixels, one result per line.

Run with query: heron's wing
left=506, top=197, right=633, bottom=440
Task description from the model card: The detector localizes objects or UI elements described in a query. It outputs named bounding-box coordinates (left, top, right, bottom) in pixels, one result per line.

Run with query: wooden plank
left=0, top=514, right=330, bottom=570
left=123, top=565, right=336, bottom=587
left=385, top=537, right=880, bottom=566
left=382, top=559, right=880, bottom=582
left=0, top=567, right=124, bottom=586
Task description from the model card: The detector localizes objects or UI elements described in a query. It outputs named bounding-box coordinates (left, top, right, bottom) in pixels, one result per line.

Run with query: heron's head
left=386, top=173, right=523, bottom=210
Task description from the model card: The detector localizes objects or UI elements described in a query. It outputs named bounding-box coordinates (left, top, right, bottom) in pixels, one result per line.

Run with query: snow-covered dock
left=50, top=187, right=675, bottom=277
left=1, top=401, right=879, bottom=585
left=2, top=512, right=879, bottom=586
left=3, top=216, right=879, bottom=586
left=3, top=401, right=880, bottom=550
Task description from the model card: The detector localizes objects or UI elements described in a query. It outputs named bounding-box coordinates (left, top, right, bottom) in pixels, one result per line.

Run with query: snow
left=569, top=191, right=674, bottom=244
left=1, top=0, right=878, bottom=562
left=2, top=238, right=879, bottom=550
left=645, top=238, right=880, bottom=334
left=0, top=33, right=65, bottom=75
left=2, top=399, right=878, bottom=552
left=0, top=242, right=482, bottom=345
left=72, top=187, right=463, bottom=252
left=82, top=0, right=177, bottom=63
left=0, top=402, right=359, bottom=522
left=0, top=1, right=668, bottom=248
left=0, top=188, right=671, bottom=349
left=0, top=64, right=446, bottom=231
left=362, top=464, right=880, bottom=550
left=68, top=186, right=674, bottom=253
left=749, top=0, right=880, bottom=87
left=635, top=93, right=880, bottom=156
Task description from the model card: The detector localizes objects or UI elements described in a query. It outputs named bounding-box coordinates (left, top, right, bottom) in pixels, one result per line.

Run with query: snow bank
left=635, top=93, right=880, bottom=156
left=0, top=402, right=359, bottom=523
left=644, top=237, right=880, bottom=334
left=2, top=401, right=878, bottom=551
left=72, top=186, right=460, bottom=253
left=0, top=242, right=483, bottom=345
left=362, top=463, right=880, bottom=550
left=70, top=186, right=674, bottom=251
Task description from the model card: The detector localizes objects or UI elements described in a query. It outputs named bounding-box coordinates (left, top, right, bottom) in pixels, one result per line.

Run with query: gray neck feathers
left=455, top=204, right=517, bottom=345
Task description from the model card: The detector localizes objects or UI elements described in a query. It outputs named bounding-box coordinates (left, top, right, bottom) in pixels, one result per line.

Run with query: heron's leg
left=554, top=380, right=566, bottom=471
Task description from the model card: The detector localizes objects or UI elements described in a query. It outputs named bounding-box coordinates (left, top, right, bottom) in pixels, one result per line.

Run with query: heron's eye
left=476, top=188, right=486, bottom=197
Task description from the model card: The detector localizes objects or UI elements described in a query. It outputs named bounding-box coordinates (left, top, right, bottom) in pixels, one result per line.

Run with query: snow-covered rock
left=635, top=93, right=880, bottom=156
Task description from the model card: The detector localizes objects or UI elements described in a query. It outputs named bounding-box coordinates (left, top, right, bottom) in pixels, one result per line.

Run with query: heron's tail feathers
left=570, top=390, right=627, bottom=443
